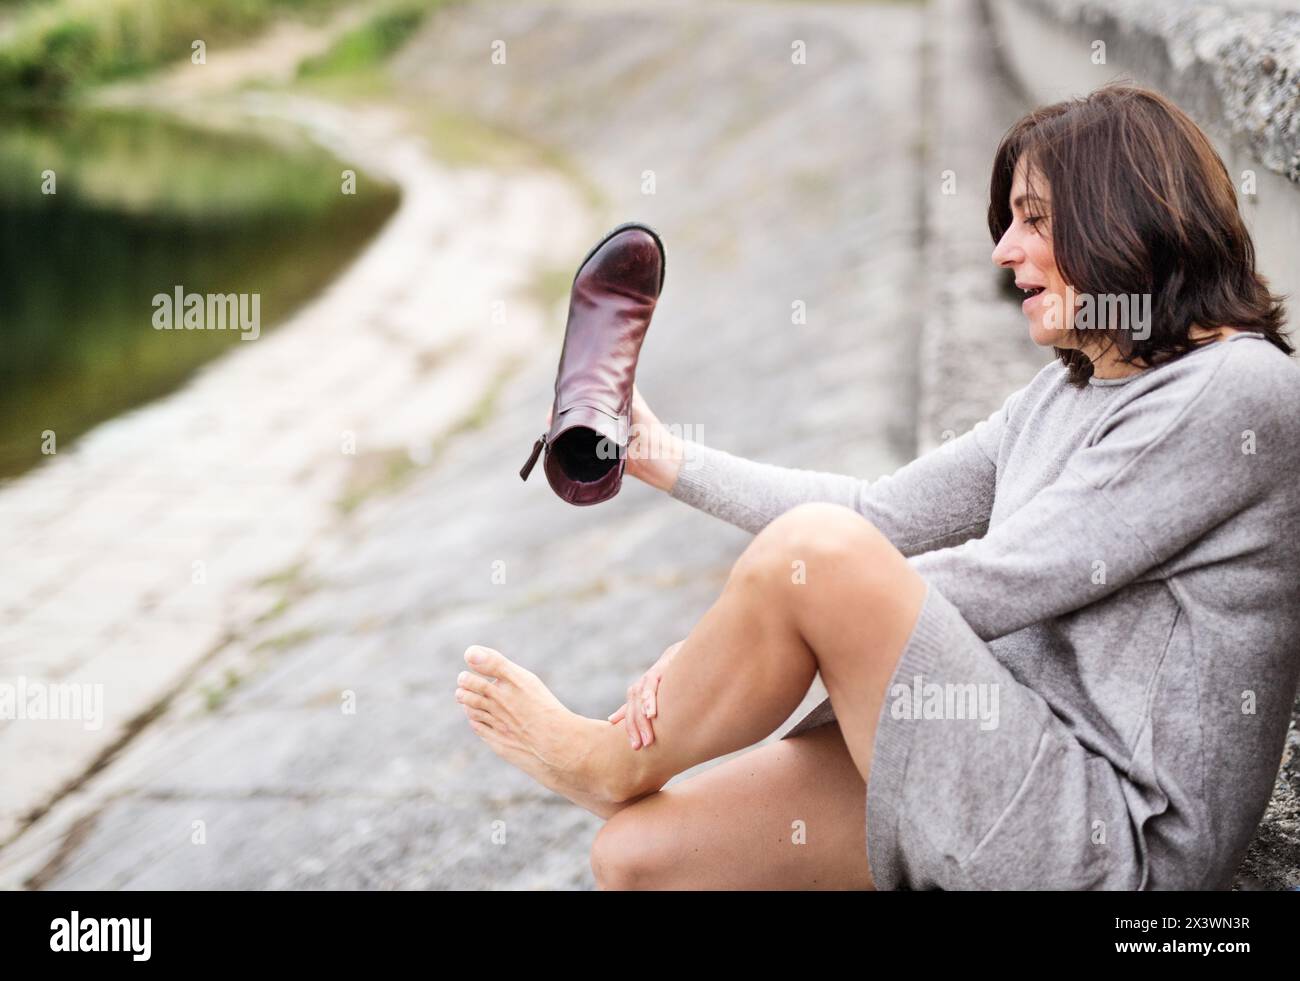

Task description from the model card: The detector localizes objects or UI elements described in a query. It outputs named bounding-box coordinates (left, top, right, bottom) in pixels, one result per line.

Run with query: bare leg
left=591, top=721, right=875, bottom=889
left=456, top=502, right=926, bottom=819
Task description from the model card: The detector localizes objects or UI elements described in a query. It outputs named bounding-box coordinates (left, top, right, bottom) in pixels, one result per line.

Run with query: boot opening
left=551, top=427, right=620, bottom=482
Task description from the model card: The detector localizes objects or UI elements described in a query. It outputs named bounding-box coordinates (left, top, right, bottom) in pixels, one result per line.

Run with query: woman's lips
left=1022, top=287, right=1046, bottom=313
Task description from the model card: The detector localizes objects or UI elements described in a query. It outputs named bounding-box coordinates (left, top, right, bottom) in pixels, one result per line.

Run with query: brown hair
left=987, top=83, right=1291, bottom=385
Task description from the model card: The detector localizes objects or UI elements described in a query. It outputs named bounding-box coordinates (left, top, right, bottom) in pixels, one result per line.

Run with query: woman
left=455, top=84, right=1300, bottom=890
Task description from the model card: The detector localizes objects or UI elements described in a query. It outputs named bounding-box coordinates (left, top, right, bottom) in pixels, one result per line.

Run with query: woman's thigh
left=591, top=720, right=874, bottom=890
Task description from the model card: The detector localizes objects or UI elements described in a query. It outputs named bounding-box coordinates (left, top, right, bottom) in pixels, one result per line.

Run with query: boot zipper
left=519, top=432, right=547, bottom=481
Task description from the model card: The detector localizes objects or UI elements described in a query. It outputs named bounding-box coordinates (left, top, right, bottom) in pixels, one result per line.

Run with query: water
left=0, top=107, right=399, bottom=478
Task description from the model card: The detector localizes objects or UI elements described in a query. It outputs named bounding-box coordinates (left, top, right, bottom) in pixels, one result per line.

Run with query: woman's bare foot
left=456, top=645, right=644, bottom=820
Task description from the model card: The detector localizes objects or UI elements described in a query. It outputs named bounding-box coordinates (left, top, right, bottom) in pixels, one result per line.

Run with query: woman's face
left=991, top=157, right=1076, bottom=349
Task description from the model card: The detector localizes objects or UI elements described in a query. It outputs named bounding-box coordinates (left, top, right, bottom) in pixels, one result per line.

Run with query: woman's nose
left=991, top=231, right=1024, bottom=268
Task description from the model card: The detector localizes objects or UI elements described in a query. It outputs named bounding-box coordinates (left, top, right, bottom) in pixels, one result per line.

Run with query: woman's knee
left=730, top=503, right=894, bottom=594
left=590, top=808, right=669, bottom=890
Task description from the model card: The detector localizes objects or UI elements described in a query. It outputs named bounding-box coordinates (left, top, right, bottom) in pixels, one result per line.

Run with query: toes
left=457, top=670, right=496, bottom=697
left=456, top=688, right=493, bottom=713
left=464, top=645, right=525, bottom=683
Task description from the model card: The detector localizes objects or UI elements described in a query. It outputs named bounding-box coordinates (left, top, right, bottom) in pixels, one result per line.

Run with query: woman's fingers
left=637, top=704, right=655, bottom=748
left=626, top=682, right=654, bottom=749
left=644, top=642, right=682, bottom=719
left=630, top=384, right=656, bottom=428
left=639, top=679, right=657, bottom=746
left=644, top=672, right=659, bottom=719
left=616, top=640, right=687, bottom=747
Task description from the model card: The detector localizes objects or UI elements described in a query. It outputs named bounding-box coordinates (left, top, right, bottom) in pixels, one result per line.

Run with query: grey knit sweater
left=669, top=331, right=1300, bottom=889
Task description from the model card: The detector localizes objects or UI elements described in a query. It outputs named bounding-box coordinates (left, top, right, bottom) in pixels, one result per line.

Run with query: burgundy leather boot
left=519, top=222, right=666, bottom=505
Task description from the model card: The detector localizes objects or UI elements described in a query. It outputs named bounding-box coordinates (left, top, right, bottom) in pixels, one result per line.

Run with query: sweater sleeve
left=910, top=344, right=1296, bottom=641
left=668, top=388, right=1019, bottom=555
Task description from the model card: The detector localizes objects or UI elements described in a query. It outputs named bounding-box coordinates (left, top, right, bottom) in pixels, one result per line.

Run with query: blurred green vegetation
left=0, top=108, right=355, bottom=217
left=298, top=1, right=431, bottom=79
left=0, top=0, right=345, bottom=100
left=0, top=107, right=400, bottom=477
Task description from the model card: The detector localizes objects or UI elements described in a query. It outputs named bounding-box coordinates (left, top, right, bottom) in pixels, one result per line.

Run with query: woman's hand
left=624, top=385, right=684, bottom=492
left=542, top=385, right=685, bottom=493
left=608, top=640, right=684, bottom=749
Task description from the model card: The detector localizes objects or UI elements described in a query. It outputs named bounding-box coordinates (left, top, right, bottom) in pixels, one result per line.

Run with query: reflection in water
left=0, top=108, right=400, bottom=478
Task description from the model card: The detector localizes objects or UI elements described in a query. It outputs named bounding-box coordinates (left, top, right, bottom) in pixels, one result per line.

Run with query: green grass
left=0, top=0, right=344, bottom=101
left=297, top=1, right=428, bottom=78
left=336, top=447, right=419, bottom=514
left=252, top=627, right=319, bottom=653
left=200, top=667, right=243, bottom=711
